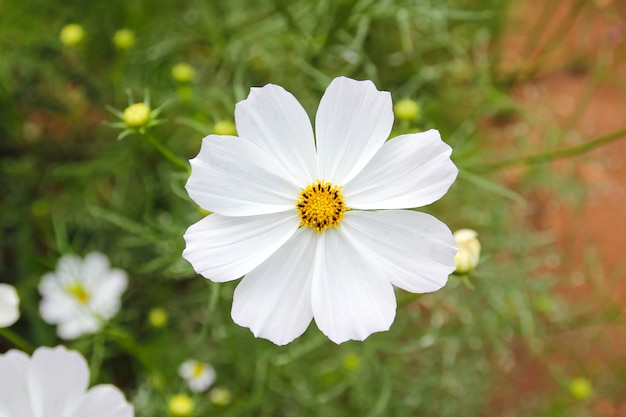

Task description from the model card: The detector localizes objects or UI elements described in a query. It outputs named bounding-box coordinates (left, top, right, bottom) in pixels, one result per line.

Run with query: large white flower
left=39, top=252, right=127, bottom=339
left=0, top=283, right=20, bottom=328
left=0, top=346, right=134, bottom=417
left=183, top=76, right=458, bottom=345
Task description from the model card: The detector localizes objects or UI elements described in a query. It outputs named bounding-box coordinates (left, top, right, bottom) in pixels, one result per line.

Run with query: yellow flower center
left=192, top=362, right=205, bottom=378
left=67, top=282, right=90, bottom=304
left=296, top=180, right=347, bottom=233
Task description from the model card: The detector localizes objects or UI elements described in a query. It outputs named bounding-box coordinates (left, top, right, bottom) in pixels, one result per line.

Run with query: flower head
left=183, top=76, right=458, bottom=345
left=39, top=252, right=127, bottom=339
left=171, top=63, right=196, bottom=83
left=569, top=377, right=593, bottom=400
left=60, top=23, right=85, bottom=46
left=178, top=359, right=216, bottom=392
left=209, top=387, right=232, bottom=406
left=168, top=394, right=194, bottom=416
left=0, top=283, right=19, bottom=327
left=453, top=229, right=481, bottom=274
left=148, top=307, right=169, bottom=328
left=123, top=103, right=151, bottom=128
left=213, top=120, right=236, bottom=136
left=113, top=28, right=135, bottom=49
left=0, top=346, right=133, bottom=416
left=393, top=98, right=421, bottom=121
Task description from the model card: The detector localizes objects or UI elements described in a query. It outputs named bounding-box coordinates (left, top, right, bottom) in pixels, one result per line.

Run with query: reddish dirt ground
left=487, top=0, right=626, bottom=415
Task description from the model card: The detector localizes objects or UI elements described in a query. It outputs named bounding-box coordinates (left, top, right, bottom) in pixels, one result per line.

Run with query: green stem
left=90, top=330, right=105, bottom=384
left=0, top=328, right=34, bottom=353
left=468, top=126, right=626, bottom=172
left=196, top=281, right=220, bottom=345
left=104, top=326, right=153, bottom=370
left=142, top=132, right=190, bottom=174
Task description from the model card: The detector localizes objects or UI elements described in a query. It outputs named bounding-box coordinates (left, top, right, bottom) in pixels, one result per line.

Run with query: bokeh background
left=1, top=0, right=626, bottom=415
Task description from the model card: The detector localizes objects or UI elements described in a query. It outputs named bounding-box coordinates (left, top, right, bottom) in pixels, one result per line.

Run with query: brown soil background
left=487, top=0, right=626, bottom=415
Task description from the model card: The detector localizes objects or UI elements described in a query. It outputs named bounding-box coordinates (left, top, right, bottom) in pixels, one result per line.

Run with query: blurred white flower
left=178, top=359, right=216, bottom=392
left=39, top=252, right=127, bottom=339
left=0, top=283, right=20, bottom=327
left=0, top=345, right=133, bottom=417
left=183, top=76, right=458, bottom=345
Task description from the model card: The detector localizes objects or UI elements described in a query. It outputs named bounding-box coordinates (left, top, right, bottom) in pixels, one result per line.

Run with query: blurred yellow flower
left=453, top=229, right=481, bottom=274
left=168, top=394, right=194, bottom=416
left=123, top=103, right=151, bottom=128
left=569, top=377, right=592, bottom=400
left=209, top=386, right=232, bottom=406
left=113, top=29, right=135, bottom=49
left=393, top=98, right=421, bottom=121
left=172, top=63, right=196, bottom=83
left=60, top=23, right=85, bottom=46
left=148, top=307, right=168, bottom=328
left=342, top=352, right=361, bottom=371
left=213, top=120, right=236, bottom=136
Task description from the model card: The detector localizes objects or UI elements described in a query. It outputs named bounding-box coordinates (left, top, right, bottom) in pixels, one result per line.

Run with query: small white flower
left=39, top=252, right=127, bottom=339
left=178, top=359, right=216, bottom=392
left=0, top=345, right=134, bottom=417
left=0, top=283, right=20, bottom=328
left=183, top=76, right=458, bottom=345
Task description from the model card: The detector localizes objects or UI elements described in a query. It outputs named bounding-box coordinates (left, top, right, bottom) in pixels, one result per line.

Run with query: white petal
left=186, top=135, right=301, bottom=216
left=315, top=77, right=393, bottom=184
left=343, top=130, right=458, bottom=209
left=81, top=252, right=111, bottom=281
left=341, top=210, right=457, bottom=293
left=28, top=346, right=89, bottom=417
left=183, top=212, right=300, bottom=282
left=89, top=269, right=127, bottom=320
left=231, top=228, right=317, bottom=345
left=311, top=227, right=396, bottom=344
left=178, top=360, right=197, bottom=379
left=0, top=283, right=20, bottom=327
left=235, top=84, right=318, bottom=185
left=0, top=350, right=33, bottom=417
left=57, top=315, right=101, bottom=340
left=66, top=385, right=133, bottom=417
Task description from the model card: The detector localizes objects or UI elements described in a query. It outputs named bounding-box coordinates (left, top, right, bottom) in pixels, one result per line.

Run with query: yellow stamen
left=192, top=362, right=205, bottom=378
left=296, top=180, right=347, bottom=233
left=67, top=282, right=90, bottom=304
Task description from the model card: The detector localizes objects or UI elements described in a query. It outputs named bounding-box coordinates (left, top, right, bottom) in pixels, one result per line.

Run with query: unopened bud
left=453, top=229, right=481, bottom=274
left=123, top=103, right=151, bottom=128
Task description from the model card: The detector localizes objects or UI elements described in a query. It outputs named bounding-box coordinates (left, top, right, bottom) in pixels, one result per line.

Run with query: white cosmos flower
left=183, top=76, right=458, bottom=345
left=178, top=360, right=216, bottom=392
left=0, top=283, right=20, bottom=328
left=39, top=252, right=127, bottom=339
left=0, top=346, right=134, bottom=417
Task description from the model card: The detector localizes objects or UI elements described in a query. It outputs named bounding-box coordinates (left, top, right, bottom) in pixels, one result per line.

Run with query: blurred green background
left=2, top=0, right=626, bottom=416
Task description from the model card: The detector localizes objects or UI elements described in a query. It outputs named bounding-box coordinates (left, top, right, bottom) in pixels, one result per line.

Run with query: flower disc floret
left=297, top=180, right=346, bottom=233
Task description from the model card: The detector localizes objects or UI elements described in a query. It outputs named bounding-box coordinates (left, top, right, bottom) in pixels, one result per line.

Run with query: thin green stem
left=142, top=132, right=190, bottom=174
left=90, top=330, right=105, bottom=384
left=196, top=281, right=220, bottom=345
left=104, top=325, right=153, bottom=370
left=467, top=126, right=626, bottom=173
left=0, top=328, right=34, bottom=353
